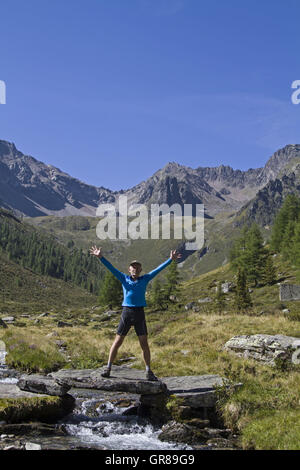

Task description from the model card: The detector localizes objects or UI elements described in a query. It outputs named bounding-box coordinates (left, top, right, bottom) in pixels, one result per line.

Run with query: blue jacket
left=99, top=256, right=172, bottom=307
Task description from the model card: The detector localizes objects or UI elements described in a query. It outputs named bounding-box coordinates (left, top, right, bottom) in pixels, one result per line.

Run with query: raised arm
left=145, top=250, right=182, bottom=281
left=89, top=246, right=125, bottom=283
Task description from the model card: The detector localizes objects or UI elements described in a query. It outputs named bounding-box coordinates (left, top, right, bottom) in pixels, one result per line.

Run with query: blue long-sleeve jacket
left=99, top=256, right=172, bottom=307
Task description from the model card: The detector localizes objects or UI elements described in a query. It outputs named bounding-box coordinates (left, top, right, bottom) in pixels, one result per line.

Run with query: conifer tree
left=291, top=219, right=300, bottom=281
left=234, top=268, right=252, bottom=312
left=165, top=260, right=181, bottom=299
left=98, top=271, right=122, bottom=307
left=245, top=223, right=268, bottom=286
left=260, top=252, right=277, bottom=285
left=270, top=194, right=300, bottom=252
left=230, top=223, right=268, bottom=287
left=150, top=278, right=167, bottom=309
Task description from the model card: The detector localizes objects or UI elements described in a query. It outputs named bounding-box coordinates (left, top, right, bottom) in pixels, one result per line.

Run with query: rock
left=158, top=421, right=207, bottom=445
left=55, top=340, right=67, bottom=348
left=223, top=334, right=300, bottom=365
left=0, top=368, right=22, bottom=380
left=184, top=302, right=197, bottom=310
left=25, top=442, right=42, bottom=450
left=1, top=317, right=15, bottom=323
left=198, top=297, right=212, bottom=303
left=46, top=331, right=59, bottom=337
left=180, top=350, right=190, bottom=356
left=17, top=374, right=71, bottom=396
left=0, top=319, right=8, bottom=328
left=279, top=284, right=300, bottom=301
left=3, top=444, right=22, bottom=450
left=1, top=423, right=63, bottom=436
left=57, top=321, right=73, bottom=328
left=169, top=295, right=178, bottom=301
left=206, top=437, right=237, bottom=449
left=219, top=283, right=232, bottom=293
left=162, top=375, right=238, bottom=408
left=185, top=418, right=210, bottom=428
left=104, top=310, right=119, bottom=316
left=51, top=366, right=167, bottom=395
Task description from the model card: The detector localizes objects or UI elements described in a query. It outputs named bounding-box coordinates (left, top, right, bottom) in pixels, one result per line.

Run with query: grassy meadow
left=1, top=251, right=300, bottom=449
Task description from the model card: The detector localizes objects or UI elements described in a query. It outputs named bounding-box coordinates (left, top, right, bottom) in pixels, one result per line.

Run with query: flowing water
left=58, top=397, right=193, bottom=450
left=0, top=346, right=192, bottom=450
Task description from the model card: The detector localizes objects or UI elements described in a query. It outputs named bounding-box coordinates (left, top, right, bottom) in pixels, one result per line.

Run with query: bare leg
left=138, top=334, right=151, bottom=368
left=107, top=334, right=125, bottom=365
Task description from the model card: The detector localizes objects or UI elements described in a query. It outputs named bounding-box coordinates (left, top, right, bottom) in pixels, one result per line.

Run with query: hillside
left=0, top=208, right=105, bottom=297
left=0, top=250, right=97, bottom=315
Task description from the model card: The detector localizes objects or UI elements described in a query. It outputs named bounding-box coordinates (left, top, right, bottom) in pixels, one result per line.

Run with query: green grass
left=241, top=409, right=300, bottom=450
left=0, top=246, right=300, bottom=448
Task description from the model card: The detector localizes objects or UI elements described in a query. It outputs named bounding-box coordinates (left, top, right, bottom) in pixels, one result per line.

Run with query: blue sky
left=1, top=0, right=300, bottom=190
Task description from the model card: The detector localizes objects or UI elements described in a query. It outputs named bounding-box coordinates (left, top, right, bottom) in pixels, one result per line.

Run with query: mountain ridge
left=1, top=139, right=300, bottom=219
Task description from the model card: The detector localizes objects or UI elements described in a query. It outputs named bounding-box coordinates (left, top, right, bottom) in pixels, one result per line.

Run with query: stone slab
left=160, top=375, right=231, bottom=408
left=50, top=366, right=167, bottom=395
left=17, top=374, right=71, bottom=396
left=0, top=382, right=48, bottom=399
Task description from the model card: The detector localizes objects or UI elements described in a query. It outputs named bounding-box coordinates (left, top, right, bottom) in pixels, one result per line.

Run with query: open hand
left=170, top=249, right=182, bottom=261
left=89, top=245, right=102, bottom=258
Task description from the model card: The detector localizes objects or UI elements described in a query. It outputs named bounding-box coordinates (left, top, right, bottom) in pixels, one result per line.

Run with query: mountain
left=1, top=139, right=300, bottom=218
left=0, top=140, right=114, bottom=217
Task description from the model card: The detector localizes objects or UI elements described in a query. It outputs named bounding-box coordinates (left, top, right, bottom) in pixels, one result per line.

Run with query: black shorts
left=117, top=306, right=148, bottom=337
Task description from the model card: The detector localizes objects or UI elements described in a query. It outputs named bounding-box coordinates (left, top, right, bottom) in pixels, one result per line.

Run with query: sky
left=1, top=0, right=300, bottom=191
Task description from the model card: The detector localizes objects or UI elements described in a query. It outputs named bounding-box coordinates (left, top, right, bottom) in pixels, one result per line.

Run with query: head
left=128, top=261, right=142, bottom=279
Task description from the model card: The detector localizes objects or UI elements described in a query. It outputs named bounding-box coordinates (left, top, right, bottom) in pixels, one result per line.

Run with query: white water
left=0, top=345, right=194, bottom=450
left=61, top=399, right=193, bottom=450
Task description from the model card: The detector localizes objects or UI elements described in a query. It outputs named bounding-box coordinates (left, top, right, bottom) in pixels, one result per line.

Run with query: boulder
left=223, top=334, right=300, bottom=365
left=184, top=302, right=197, bottom=311
left=57, top=321, right=73, bottom=328
left=1, top=317, right=14, bottom=324
left=279, top=284, right=300, bottom=301
left=0, top=319, right=8, bottom=329
left=220, top=283, right=232, bottom=293
left=198, top=297, right=212, bottom=303
left=17, top=375, right=71, bottom=396
left=158, top=421, right=207, bottom=445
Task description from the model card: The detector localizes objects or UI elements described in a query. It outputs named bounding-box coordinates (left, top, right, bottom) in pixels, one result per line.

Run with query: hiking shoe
left=146, top=370, right=159, bottom=381
left=101, top=367, right=111, bottom=378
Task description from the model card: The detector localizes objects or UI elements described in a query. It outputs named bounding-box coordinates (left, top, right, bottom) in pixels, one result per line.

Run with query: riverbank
left=1, top=305, right=300, bottom=449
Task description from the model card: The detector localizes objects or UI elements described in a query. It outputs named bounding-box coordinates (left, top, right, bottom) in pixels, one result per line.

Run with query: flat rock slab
left=223, top=334, right=300, bottom=365
left=0, top=382, right=48, bottom=399
left=49, top=366, right=234, bottom=407
left=17, top=375, right=71, bottom=396
left=50, top=366, right=167, bottom=395
left=160, top=375, right=229, bottom=407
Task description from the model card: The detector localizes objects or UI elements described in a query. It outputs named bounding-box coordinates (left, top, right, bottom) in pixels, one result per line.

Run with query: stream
left=57, top=395, right=193, bottom=450
left=0, top=346, right=193, bottom=450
